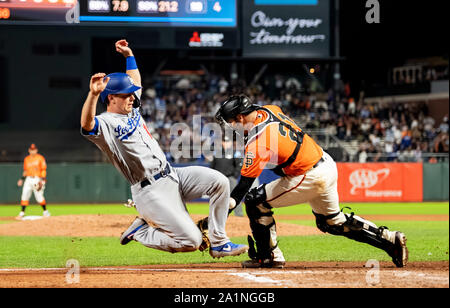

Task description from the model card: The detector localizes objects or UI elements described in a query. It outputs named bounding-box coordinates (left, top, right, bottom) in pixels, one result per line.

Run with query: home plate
left=21, top=216, right=44, bottom=221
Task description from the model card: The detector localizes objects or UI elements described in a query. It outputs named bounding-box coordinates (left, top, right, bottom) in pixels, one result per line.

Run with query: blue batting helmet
left=100, top=72, right=141, bottom=102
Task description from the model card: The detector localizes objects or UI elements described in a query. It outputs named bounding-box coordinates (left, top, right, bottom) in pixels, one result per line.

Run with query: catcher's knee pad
left=245, top=184, right=273, bottom=225
left=313, top=211, right=346, bottom=235
left=245, top=184, right=270, bottom=208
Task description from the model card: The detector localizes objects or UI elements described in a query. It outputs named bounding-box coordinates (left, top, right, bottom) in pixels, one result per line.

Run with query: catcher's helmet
left=100, top=72, right=142, bottom=107
left=215, top=95, right=257, bottom=125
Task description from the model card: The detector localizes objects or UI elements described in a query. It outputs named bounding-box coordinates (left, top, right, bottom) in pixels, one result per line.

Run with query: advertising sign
left=337, top=163, right=423, bottom=202
left=175, top=28, right=238, bottom=49
left=242, top=0, right=330, bottom=58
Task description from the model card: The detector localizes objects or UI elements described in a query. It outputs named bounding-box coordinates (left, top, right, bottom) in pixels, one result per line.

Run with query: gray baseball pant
left=130, top=166, right=230, bottom=252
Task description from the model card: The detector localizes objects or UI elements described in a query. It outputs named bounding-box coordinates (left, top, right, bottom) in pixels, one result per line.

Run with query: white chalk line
left=0, top=267, right=323, bottom=276
left=392, top=271, right=449, bottom=282
left=227, top=272, right=293, bottom=287
left=0, top=267, right=295, bottom=274
left=0, top=267, right=295, bottom=287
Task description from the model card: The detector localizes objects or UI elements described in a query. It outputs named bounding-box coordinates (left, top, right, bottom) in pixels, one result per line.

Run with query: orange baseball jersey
left=241, top=105, right=323, bottom=178
left=23, top=154, right=47, bottom=178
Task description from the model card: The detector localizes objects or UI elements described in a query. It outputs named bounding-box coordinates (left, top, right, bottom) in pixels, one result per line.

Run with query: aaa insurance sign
left=337, top=163, right=423, bottom=202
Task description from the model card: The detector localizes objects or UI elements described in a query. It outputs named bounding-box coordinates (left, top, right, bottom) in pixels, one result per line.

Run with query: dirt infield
left=0, top=214, right=322, bottom=237
left=0, top=214, right=448, bottom=288
left=0, top=261, right=448, bottom=288
left=1, top=214, right=448, bottom=237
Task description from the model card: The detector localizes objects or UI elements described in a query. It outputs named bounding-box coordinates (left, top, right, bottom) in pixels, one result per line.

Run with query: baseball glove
left=35, top=179, right=46, bottom=192
left=123, top=199, right=136, bottom=208
left=196, top=217, right=210, bottom=252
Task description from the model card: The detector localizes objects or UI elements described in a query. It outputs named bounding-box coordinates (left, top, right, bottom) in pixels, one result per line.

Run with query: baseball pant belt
left=312, top=156, right=325, bottom=169
left=140, top=164, right=171, bottom=188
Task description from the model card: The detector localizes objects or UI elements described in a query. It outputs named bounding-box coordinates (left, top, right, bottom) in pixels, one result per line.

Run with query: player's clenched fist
left=90, top=73, right=110, bottom=96
left=115, top=39, right=133, bottom=58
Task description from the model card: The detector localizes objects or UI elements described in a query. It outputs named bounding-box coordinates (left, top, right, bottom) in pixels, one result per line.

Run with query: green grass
left=281, top=220, right=449, bottom=262
left=0, top=236, right=250, bottom=268
left=0, top=202, right=448, bottom=268
left=270, top=202, right=449, bottom=216
left=0, top=204, right=136, bottom=216
left=1, top=202, right=448, bottom=217
left=192, top=202, right=449, bottom=216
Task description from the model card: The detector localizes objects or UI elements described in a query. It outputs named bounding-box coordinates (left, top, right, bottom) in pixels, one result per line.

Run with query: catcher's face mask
left=215, top=95, right=257, bottom=135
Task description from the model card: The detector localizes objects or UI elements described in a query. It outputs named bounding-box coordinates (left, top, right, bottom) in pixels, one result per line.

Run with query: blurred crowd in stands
left=138, top=73, right=449, bottom=164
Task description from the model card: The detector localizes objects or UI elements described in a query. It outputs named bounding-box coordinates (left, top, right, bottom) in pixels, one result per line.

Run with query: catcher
left=214, top=95, right=409, bottom=268
left=16, top=143, right=50, bottom=220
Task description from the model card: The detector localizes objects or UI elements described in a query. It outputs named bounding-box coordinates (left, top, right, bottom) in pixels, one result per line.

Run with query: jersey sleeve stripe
left=81, top=117, right=99, bottom=136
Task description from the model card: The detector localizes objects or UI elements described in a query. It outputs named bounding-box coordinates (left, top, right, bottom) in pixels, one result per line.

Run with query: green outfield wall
left=0, top=162, right=448, bottom=203
left=423, top=162, right=449, bottom=201
left=0, top=163, right=130, bottom=204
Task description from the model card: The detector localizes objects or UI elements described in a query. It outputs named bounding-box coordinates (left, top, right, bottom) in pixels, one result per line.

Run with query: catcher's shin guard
left=313, top=209, right=396, bottom=254
left=245, top=185, right=278, bottom=261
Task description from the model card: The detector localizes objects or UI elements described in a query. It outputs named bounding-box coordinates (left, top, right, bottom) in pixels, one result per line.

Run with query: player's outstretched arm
left=115, top=39, right=142, bottom=96
left=81, top=73, right=110, bottom=131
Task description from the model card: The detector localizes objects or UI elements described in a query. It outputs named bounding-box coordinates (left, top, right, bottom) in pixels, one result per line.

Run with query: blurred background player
left=210, top=135, right=244, bottom=216
left=16, top=143, right=50, bottom=220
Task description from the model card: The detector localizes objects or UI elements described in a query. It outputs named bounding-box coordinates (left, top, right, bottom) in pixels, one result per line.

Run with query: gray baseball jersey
left=82, top=108, right=167, bottom=185
left=81, top=106, right=230, bottom=251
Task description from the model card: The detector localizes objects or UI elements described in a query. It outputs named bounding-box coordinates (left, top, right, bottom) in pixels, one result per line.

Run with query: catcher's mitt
left=196, top=217, right=210, bottom=252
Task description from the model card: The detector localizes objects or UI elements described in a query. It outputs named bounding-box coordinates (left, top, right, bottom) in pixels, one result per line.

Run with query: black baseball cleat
left=390, top=232, right=409, bottom=268
left=242, top=259, right=285, bottom=269
left=120, top=217, right=147, bottom=245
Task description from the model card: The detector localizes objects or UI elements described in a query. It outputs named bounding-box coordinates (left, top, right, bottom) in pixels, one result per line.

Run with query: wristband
left=126, top=56, right=138, bottom=70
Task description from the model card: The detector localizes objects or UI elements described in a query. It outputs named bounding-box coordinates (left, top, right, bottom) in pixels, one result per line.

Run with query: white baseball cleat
left=43, top=210, right=51, bottom=218
left=15, top=212, right=25, bottom=220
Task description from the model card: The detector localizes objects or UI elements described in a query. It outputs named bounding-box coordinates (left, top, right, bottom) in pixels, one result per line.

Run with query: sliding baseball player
left=80, top=39, right=248, bottom=258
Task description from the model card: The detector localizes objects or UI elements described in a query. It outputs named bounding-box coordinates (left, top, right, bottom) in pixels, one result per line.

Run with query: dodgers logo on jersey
left=114, top=112, right=141, bottom=141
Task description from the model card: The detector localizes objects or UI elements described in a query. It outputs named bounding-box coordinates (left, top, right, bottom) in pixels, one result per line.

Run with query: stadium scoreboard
left=0, top=0, right=237, bottom=27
